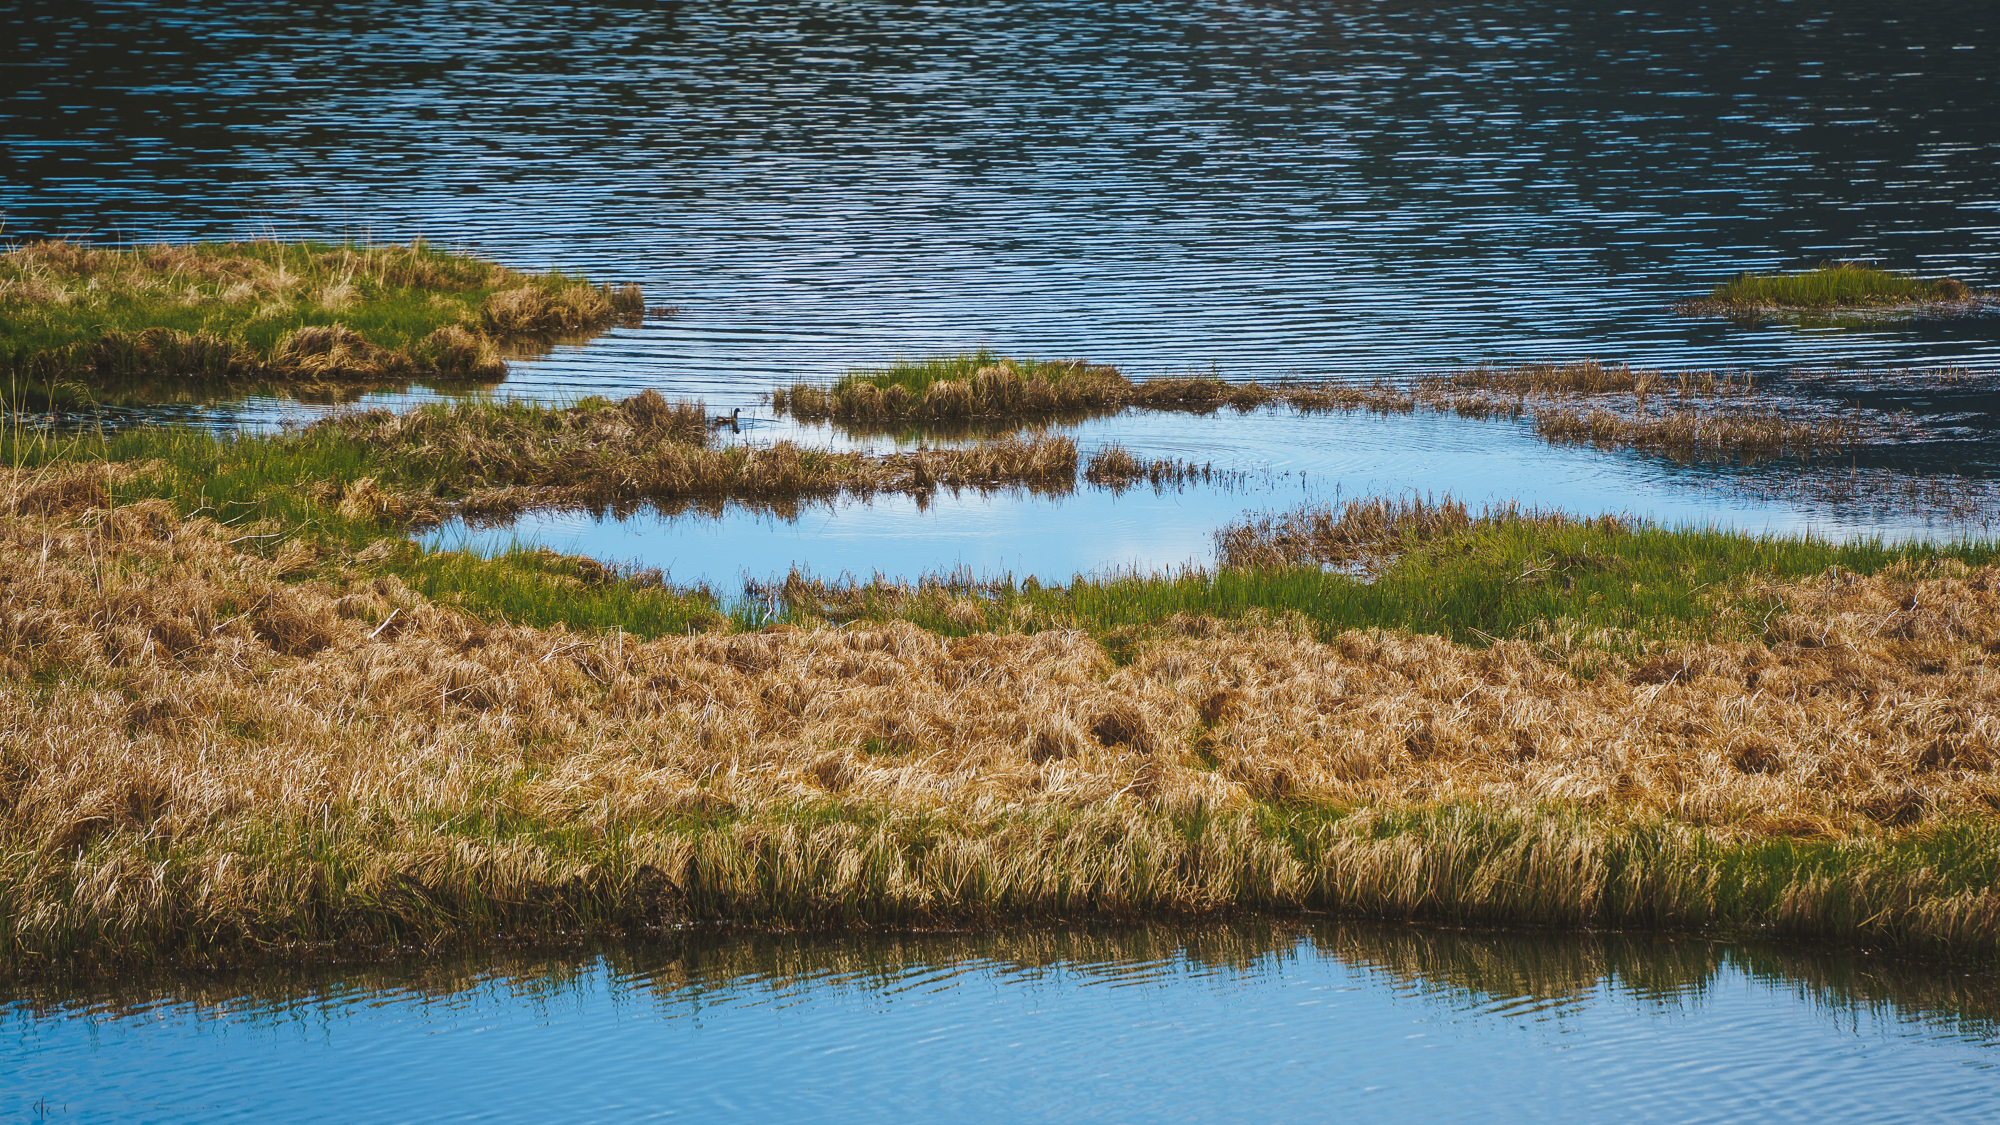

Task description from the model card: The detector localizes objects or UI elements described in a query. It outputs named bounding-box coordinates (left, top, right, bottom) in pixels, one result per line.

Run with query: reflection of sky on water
left=427, top=404, right=1980, bottom=587
left=6, top=927, right=1997, bottom=1123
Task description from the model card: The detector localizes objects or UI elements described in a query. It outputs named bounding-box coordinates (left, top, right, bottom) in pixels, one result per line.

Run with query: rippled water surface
left=6, top=0, right=2000, bottom=573
left=7, top=0, right=1999, bottom=398
left=5, top=924, right=1998, bottom=1123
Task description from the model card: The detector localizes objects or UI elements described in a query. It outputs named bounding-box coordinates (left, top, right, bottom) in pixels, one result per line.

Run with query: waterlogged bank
left=6, top=457, right=2000, bottom=970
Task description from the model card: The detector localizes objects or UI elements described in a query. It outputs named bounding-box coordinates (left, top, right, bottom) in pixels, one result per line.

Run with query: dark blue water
left=5, top=925, right=1997, bottom=1123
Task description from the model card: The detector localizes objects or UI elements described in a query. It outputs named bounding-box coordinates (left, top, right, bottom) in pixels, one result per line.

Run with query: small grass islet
left=0, top=238, right=647, bottom=407
left=1677, top=262, right=1994, bottom=321
left=783, top=354, right=1910, bottom=466
left=8, top=415, right=2000, bottom=974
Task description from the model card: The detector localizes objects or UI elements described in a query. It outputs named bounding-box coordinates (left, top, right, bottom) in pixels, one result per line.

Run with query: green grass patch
left=1703, top=263, right=1973, bottom=309
left=0, top=238, right=643, bottom=400
left=399, top=544, right=729, bottom=638
left=775, top=349, right=1133, bottom=423
left=776, top=517, right=2000, bottom=664
left=836, top=349, right=1084, bottom=396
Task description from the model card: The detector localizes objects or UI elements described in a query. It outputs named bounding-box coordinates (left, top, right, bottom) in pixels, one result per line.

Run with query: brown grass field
left=5, top=457, right=2000, bottom=972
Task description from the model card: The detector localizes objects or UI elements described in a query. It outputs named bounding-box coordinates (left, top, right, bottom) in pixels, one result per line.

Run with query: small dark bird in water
left=711, top=407, right=741, bottom=430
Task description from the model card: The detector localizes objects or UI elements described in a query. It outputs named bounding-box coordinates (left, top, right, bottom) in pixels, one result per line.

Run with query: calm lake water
left=5, top=923, right=1998, bottom=1123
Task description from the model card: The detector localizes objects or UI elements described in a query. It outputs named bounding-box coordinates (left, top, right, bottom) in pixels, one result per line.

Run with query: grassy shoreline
left=0, top=239, right=646, bottom=406
left=6, top=427, right=2000, bottom=972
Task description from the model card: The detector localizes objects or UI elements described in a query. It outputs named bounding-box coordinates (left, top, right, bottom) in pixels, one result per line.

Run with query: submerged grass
left=0, top=238, right=646, bottom=403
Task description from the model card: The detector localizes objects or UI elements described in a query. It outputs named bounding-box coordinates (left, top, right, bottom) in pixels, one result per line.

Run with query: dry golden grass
left=1083, top=443, right=1234, bottom=491
left=4, top=464, right=2000, bottom=968
left=1534, top=406, right=1861, bottom=462
left=305, top=393, right=1081, bottom=523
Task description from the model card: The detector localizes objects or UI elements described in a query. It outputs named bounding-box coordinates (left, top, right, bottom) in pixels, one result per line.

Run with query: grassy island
left=1677, top=263, right=1993, bottom=320
left=0, top=239, right=647, bottom=406
left=782, top=354, right=1892, bottom=465
left=4, top=414, right=2000, bottom=974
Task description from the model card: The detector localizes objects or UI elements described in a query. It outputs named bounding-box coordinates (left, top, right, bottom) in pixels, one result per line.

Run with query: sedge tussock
left=4, top=472, right=2000, bottom=968
left=1213, top=495, right=1614, bottom=572
left=1084, top=444, right=1234, bottom=492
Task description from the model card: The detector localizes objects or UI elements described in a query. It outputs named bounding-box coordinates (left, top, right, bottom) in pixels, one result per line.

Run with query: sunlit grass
left=0, top=238, right=643, bottom=398
left=1705, top=263, right=1972, bottom=309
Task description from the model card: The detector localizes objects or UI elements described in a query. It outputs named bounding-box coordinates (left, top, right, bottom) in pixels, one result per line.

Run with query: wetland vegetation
left=1676, top=263, right=1994, bottom=320
left=7, top=417, right=2000, bottom=973
left=0, top=239, right=647, bottom=408
left=0, top=255, right=1993, bottom=975
left=789, top=355, right=1905, bottom=465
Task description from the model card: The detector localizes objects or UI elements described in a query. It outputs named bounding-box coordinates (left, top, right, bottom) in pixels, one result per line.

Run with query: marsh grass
left=0, top=238, right=646, bottom=399
left=1084, top=443, right=1238, bottom=492
left=1679, top=263, right=1990, bottom=319
left=782, top=354, right=1921, bottom=466
left=745, top=497, right=2000, bottom=673
left=397, top=545, right=731, bottom=638
left=1, top=393, right=1083, bottom=534
left=7, top=465, right=2000, bottom=971
left=775, top=349, right=1132, bottom=423
left=1534, top=406, right=1861, bottom=462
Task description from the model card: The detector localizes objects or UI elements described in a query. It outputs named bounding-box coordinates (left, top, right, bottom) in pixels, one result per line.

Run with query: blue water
left=9, top=0, right=2000, bottom=580
left=6, top=925, right=1997, bottom=1123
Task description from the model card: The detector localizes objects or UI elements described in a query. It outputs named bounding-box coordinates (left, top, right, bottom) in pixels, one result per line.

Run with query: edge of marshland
left=7, top=423, right=2000, bottom=975
left=0, top=238, right=650, bottom=402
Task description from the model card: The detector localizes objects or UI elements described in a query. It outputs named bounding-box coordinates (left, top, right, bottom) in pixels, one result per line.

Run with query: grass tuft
left=1679, top=263, right=1988, bottom=319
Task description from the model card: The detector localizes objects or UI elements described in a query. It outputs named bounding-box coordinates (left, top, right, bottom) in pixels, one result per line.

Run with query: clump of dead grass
left=1534, top=405, right=1861, bottom=462
left=302, top=394, right=1080, bottom=523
